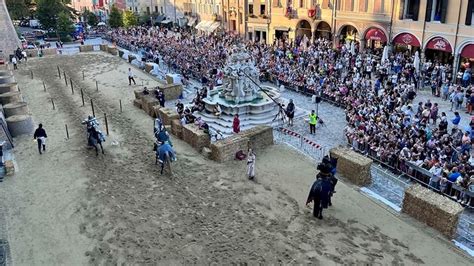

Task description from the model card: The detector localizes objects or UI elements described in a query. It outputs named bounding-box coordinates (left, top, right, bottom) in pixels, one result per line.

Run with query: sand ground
left=0, top=52, right=472, bottom=265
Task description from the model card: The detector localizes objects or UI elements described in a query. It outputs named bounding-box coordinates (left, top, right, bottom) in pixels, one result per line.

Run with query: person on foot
left=33, top=123, right=47, bottom=154
left=128, top=68, right=136, bottom=85
left=247, top=148, right=256, bottom=180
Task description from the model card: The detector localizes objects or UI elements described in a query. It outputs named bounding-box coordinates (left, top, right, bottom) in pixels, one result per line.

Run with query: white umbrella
left=414, top=51, right=420, bottom=73
left=350, top=41, right=355, bottom=55
left=381, top=45, right=389, bottom=63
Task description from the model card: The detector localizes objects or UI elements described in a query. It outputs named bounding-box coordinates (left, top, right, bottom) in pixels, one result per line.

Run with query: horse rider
left=306, top=163, right=333, bottom=219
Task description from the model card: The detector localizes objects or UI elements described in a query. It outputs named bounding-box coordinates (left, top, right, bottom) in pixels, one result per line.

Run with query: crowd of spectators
left=106, top=27, right=474, bottom=206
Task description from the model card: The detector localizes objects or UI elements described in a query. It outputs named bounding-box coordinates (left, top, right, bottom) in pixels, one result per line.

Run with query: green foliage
left=82, top=9, right=98, bottom=27
left=108, top=5, right=123, bottom=28
left=36, top=0, right=71, bottom=30
left=138, top=14, right=151, bottom=25
left=123, top=10, right=138, bottom=27
left=6, top=0, right=33, bottom=20
left=56, top=11, right=74, bottom=42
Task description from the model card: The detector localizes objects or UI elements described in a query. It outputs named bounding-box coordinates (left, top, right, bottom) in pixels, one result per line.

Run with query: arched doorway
left=424, top=36, right=453, bottom=64
left=296, top=20, right=312, bottom=39
left=338, top=25, right=359, bottom=45
left=364, top=27, right=387, bottom=49
left=314, top=21, right=332, bottom=40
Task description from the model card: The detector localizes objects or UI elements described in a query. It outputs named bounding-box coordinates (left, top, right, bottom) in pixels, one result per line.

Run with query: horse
left=82, top=116, right=105, bottom=156
left=155, top=141, right=175, bottom=175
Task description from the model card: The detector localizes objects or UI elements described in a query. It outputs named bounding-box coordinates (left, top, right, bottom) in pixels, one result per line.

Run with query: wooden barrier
left=182, top=124, right=210, bottom=152
left=79, top=45, right=94, bottom=52
left=329, top=147, right=372, bottom=186
left=402, top=184, right=463, bottom=239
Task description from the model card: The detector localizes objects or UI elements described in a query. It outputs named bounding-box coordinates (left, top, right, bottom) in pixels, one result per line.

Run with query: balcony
left=247, top=14, right=270, bottom=24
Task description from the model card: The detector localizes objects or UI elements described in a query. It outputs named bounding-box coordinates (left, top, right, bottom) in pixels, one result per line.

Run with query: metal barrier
left=349, top=139, right=473, bottom=209
left=274, top=127, right=328, bottom=162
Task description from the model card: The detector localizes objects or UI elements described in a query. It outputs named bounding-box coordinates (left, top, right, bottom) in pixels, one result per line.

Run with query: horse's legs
left=99, top=143, right=104, bottom=154
left=94, top=144, right=99, bottom=156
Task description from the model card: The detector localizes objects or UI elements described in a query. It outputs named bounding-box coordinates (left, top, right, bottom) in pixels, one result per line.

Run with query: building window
left=239, top=11, right=243, bottom=24
left=359, top=0, right=368, bottom=12
left=426, top=0, right=447, bottom=22
left=224, top=11, right=227, bottom=22
left=299, top=0, right=304, bottom=8
left=466, top=0, right=474, bottom=25
left=262, top=31, right=267, bottom=41
left=249, top=4, right=254, bottom=14
left=146, top=6, right=150, bottom=14
left=249, top=32, right=253, bottom=40
left=374, top=0, right=385, bottom=13
left=403, top=0, right=420, bottom=20
left=155, top=6, right=158, bottom=13
left=260, top=4, right=266, bottom=14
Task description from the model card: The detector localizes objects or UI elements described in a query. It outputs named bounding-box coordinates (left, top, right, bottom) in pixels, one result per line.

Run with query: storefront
left=274, top=27, right=290, bottom=41
left=339, top=25, right=359, bottom=43
left=424, top=36, right=453, bottom=64
left=364, top=28, right=387, bottom=49
left=248, top=26, right=268, bottom=43
left=392, top=32, right=421, bottom=54
left=314, top=21, right=332, bottom=40
left=460, top=44, right=474, bottom=70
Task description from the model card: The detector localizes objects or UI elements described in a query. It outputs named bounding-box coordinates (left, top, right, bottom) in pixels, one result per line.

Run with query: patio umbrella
left=414, top=51, right=420, bottom=73
left=381, top=45, right=389, bottom=63
left=350, top=41, right=355, bottom=55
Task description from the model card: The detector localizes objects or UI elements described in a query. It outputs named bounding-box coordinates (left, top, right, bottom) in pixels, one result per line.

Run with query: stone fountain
left=199, top=45, right=281, bottom=136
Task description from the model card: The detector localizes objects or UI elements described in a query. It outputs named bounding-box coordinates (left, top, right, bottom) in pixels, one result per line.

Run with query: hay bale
left=79, top=45, right=94, bottom=52
left=240, top=126, right=273, bottom=152
left=133, top=99, right=142, bottom=109
left=0, top=75, right=15, bottom=85
left=152, top=106, right=161, bottom=118
left=3, top=102, right=29, bottom=117
left=4, top=160, right=14, bottom=176
left=42, top=48, right=57, bottom=56
left=157, top=107, right=179, bottom=125
left=6, top=114, right=34, bottom=137
left=145, top=63, right=154, bottom=73
left=170, top=119, right=183, bottom=139
left=107, top=46, right=118, bottom=56
left=402, top=184, right=463, bottom=239
left=329, top=147, right=372, bottom=186
left=210, top=135, right=249, bottom=162
left=25, top=49, right=37, bottom=57
left=0, top=91, right=22, bottom=104
left=182, top=124, right=210, bottom=151
left=0, top=83, right=17, bottom=94
left=100, top=44, right=108, bottom=51
left=157, top=83, right=183, bottom=100
left=141, top=96, right=160, bottom=117
left=202, top=147, right=212, bottom=158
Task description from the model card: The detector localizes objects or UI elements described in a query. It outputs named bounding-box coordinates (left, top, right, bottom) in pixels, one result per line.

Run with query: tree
left=123, top=10, right=138, bottom=27
left=56, top=11, right=74, bottom=42
left=87, top=11, right=99, bottom=27
left=82, top=9, right=98, bottom=27
left=36, top=0, right=72, bottom=30
left=108, top=5, right=123, bottom=28
left=6, top=0, right=34, bottom=20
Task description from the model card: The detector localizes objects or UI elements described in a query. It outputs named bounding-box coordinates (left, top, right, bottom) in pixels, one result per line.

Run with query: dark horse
left=306, top=162, right=336, bottom=219
left=83, top=116, right=105, bottom=156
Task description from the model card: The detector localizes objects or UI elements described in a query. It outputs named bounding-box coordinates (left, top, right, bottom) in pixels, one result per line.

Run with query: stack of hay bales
left=133, top=89, right=161, bottom=118
left=402, top=184, right=464, bottom=239
left=209, top=126, right=274, bottom=162
left=329, top=147, right=373, bottom=186
left=0, top=69, right=33, bottom=138
left=181, top=124, right=210, bottom=152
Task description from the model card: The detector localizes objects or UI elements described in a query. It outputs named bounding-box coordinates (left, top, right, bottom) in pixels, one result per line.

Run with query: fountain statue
left=199, top=45, right=281, bottom=137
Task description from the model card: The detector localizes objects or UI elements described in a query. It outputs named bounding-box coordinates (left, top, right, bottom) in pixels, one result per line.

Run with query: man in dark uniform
left=33, top=123, right=47, bottom=154
left=306, top=163, right=333, bottom=219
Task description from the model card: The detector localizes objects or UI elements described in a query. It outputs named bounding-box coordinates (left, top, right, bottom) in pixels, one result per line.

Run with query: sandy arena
left=0, top=53, right=472, bottom=265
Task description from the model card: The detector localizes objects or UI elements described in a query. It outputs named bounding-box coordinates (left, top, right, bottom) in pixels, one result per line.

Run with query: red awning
left=365, top=28, right=387, bottom=42
left=426, top=37, right=452, bottom=53
left=392, top=33, right=421, bottom=47
left=461, top=44, right=474, bottom=58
